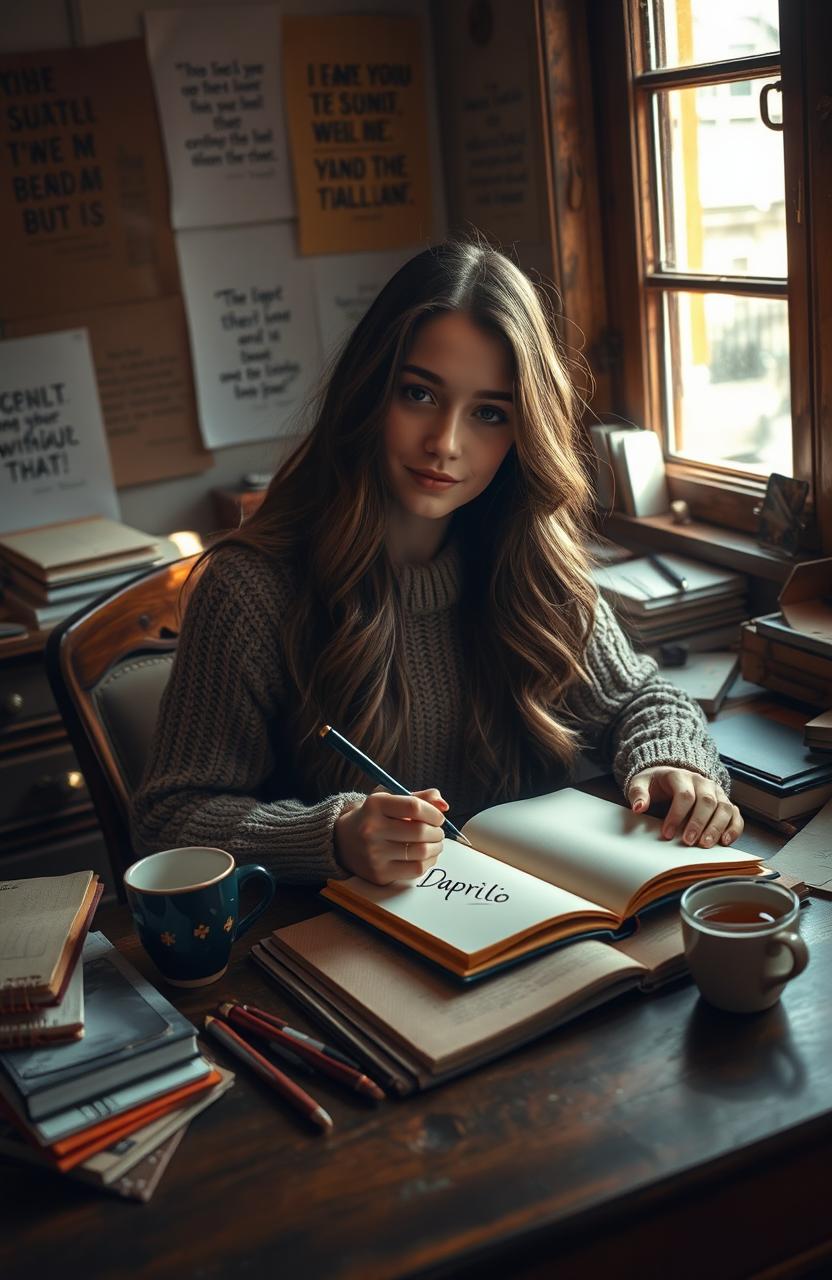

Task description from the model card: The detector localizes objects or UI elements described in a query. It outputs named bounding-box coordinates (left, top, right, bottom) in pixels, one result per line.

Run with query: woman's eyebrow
left=401, top=363, right=514, bottom=402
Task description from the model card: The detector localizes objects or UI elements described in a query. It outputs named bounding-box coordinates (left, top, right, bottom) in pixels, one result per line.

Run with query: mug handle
left=233, top=864, right=276, bottom=940
left=763, top=930, right=809, bottom=991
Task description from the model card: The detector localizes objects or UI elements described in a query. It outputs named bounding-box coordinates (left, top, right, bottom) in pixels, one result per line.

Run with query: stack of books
left=0, top=516, right=174, bottom=630
left=805, top=711, right=832, bottom=751
left=592, top=553, right=748, bottom=650
left=246, top=789, right=769, bottom=1093
left=710, top=711, right=832, bottom=821
left=0, top=873, right=233, bottom=1201
left=740, top=619, right=832, bottom=707
left=0, top=870, right=102, bottom=1049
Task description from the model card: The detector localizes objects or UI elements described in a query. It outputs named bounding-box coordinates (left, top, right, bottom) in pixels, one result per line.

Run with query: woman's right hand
left=334, top=788, right=449, bottom=885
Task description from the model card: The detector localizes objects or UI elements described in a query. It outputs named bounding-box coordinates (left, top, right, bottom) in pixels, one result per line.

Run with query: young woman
left=131, top=240, right=742, bottom=885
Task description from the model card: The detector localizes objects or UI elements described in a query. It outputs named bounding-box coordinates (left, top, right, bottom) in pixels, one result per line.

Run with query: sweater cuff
left=615, top=739, right=731, bottom=797
left=252, top=790, right=367, bottom=885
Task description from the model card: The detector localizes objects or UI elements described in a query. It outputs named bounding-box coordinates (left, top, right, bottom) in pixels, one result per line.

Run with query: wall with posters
left=0, top=0, right=447, bottom=537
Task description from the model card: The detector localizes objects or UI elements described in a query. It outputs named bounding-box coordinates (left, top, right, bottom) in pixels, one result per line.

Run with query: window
left=584, top=0, right=830, bottom=544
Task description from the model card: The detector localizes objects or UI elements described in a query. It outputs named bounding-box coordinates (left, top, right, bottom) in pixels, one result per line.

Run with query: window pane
left=662, top=291, right=791, bottom=476
left=644, top=0, right=779, bottom=71
left=654, top=80, right=786, bottom=276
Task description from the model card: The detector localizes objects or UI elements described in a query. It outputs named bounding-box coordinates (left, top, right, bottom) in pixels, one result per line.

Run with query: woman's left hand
left=626, top=766, right=744, bottom=848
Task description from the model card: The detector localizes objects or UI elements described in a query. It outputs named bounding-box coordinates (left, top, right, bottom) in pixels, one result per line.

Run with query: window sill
left=603, top=512, right=809, bottom=583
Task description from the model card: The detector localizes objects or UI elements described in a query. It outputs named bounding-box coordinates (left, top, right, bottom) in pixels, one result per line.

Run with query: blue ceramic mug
left=124, top=847, right=276, bottom=987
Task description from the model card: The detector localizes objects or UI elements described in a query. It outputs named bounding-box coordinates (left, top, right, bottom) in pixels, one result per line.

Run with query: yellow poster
left=0, top=41, right=179, bottom=320
left=282, top=15, right=433, bottom=255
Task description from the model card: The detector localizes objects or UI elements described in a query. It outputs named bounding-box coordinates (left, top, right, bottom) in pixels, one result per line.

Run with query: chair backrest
left=45, top=555, right=198, bottom=888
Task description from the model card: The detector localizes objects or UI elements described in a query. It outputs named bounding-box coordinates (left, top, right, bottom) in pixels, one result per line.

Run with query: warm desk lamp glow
left=168, top=530, right=204, bottom=557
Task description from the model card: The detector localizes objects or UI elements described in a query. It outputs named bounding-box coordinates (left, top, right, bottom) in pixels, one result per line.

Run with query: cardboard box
left=779, top=558, right=832, bottom=640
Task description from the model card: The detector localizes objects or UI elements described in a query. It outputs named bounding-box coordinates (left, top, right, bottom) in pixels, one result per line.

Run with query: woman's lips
left=406, top=468, right=461, bottom=490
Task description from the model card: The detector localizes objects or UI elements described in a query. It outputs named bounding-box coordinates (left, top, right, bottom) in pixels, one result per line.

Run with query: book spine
left=739, top=651, right=832, bottom=705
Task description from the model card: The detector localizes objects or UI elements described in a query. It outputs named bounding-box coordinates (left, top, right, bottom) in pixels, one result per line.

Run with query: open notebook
left=321, top=788, right=764, bottom=979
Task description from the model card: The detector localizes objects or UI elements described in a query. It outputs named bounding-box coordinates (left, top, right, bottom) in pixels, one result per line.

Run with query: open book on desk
left=252, top=903, right=694, bottom=1094
left=321, top=788, right=764, bottom=980
left=253, top=872, right=807, bottom=1095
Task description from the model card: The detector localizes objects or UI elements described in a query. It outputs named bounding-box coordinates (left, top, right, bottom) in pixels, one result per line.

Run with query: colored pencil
left=318, top=723, right=471, bottom=844
left=203, top=1015, right=333, bottom=1131
left=236, top=1002, right=362, bottom=1070
left=218, top=1003, right=385, bottom=1102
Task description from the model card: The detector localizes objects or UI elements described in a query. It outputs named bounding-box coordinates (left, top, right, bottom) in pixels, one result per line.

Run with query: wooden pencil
left=203, top=1015, right=333, bottom=1131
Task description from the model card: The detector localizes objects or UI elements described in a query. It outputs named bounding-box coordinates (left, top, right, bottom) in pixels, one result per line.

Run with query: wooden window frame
left=581, top=0, right=830, bottom=550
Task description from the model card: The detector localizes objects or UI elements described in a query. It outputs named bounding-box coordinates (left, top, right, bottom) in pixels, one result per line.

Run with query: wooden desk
left=3, top=868, right=832, bottom=1280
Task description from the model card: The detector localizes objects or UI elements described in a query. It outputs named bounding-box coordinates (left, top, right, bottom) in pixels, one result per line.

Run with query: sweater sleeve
left=129, top=548, right=366, bottom=884
left=567, top=595, right=730, bottom=795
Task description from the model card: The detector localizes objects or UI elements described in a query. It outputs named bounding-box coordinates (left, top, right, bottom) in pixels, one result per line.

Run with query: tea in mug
left=694, top=903, right=783, bottom=927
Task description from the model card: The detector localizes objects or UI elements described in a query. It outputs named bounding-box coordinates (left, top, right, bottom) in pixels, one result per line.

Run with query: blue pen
left=318, top=724, right=472, bottom=845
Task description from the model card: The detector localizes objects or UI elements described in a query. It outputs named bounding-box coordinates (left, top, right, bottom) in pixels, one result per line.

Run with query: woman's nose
left=425, top=409, right=462, bottom=459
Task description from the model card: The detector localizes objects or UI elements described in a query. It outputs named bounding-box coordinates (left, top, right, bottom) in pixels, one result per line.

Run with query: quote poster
left=175, top=222, right=322, bottom=449
left=0, top=41, right=179, bottom=321
left=145, top=6, right=294, bottom=230
left=433, top=0, right=545, bottom=244
left=0, top=330, right=119, bottom=535
left=282, top=14, right=432, bottom=255
left=312, top=248, right=413, bottom=361
left=5, top=297, right=212, bottom=488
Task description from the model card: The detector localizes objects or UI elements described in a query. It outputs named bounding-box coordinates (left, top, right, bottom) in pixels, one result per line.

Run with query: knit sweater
left=130, top=541, right=730, bottom=884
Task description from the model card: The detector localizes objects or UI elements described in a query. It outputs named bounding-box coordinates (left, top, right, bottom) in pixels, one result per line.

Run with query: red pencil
left=218, top=1002, right=385, bottom=1102
left=238, top=1002, right=362, bottom=1070
left=203, top=1015, right=333, bottom=1131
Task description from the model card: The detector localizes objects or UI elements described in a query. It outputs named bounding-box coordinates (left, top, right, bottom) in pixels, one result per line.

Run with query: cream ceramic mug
left=680, top=877, right=808, bottom=1013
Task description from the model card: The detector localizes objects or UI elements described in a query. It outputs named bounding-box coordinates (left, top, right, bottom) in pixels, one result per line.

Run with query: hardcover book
left=0, top=870, right=102, bottom=1012
left=320, top=789, right=763, bottom=980
left=0, top=933, right=198, bottom=1120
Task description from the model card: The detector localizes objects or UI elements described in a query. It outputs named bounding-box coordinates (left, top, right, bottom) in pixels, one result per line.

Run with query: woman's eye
left=402, top=384, right=433, bottom=404
left=475, top=404, right=508, bottom=425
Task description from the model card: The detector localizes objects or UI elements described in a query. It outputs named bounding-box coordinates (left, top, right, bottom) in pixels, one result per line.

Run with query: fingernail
left=684, top=830, right=697, bottom=845
left=721, top=833, right=732, bottom=845
left=633, top=800, right=644, bottom=812
left=662, top=826, right=673, bottom=839
left=702, top=834, right=714, bottom=847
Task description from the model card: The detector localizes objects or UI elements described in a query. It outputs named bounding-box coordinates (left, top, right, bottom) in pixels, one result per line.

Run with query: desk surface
left=4, top=860, right=832, bottom=1280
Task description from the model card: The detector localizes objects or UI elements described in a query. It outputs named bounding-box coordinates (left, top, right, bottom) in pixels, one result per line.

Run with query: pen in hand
left=318, top=723, right=472, bottom=845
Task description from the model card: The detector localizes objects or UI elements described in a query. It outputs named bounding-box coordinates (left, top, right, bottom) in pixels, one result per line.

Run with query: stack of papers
left=593, top=553, right=748, bottom=648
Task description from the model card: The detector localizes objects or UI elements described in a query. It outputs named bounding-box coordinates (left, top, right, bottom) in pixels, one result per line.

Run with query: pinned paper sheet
left=282, top=14, right=433, bottom=254
left=312, top=248, right=413, bottom=360
left=0, top=41, right=178, bottom=320
left=145, top=6, right=294, bottom=229
left=175, top=222, right=321, bottom=449
left=5, top=298, right=211, bottom=488
left=0, top=330, right=119, bottom=533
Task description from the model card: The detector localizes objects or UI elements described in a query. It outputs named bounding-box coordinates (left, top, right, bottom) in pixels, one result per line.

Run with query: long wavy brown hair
left=196, top=240, right=598, bottom=801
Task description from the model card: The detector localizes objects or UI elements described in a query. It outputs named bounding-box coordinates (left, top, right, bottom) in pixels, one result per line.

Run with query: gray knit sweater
left=130, top=541, right=730, bottom=883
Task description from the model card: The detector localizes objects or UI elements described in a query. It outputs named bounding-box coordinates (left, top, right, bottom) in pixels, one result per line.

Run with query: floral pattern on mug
left=194, top=923, right=210, bottom=939
left=223, top=916, right=234, bottom=933
left=161, top=931, right=175, bottom=946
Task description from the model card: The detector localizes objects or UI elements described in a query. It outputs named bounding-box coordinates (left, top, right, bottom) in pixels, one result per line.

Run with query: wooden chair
left=45, top=555, right=198, bottom=893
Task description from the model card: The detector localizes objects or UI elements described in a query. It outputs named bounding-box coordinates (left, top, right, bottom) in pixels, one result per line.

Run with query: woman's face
left=382, top=311, right=515, bottom=526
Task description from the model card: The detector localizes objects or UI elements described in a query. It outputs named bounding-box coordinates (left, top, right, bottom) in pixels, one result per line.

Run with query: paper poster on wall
left=433, top=0, right=545, bottom=244
left=0, top=41, right=179, bottom=321
left=282, top=15, right=433, bottom=255
left=312, top=247, right=414, bottom=361
left=5, top=298, right=212, bottom=488
left=0, top=330, right=119, bottom=534
left=144, top=6, right=294, bottom=230
left=175, top=222, right=322, bottom=449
